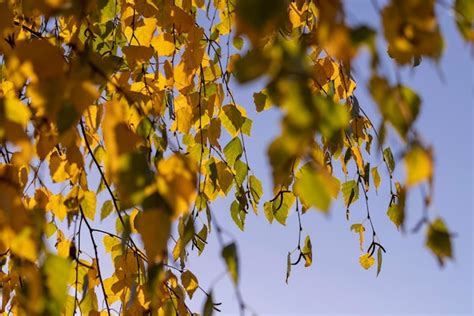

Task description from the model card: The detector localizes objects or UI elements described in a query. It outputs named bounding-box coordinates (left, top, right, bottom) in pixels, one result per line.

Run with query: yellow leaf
left=4, top=97, right=30, bottom=128
left=11, top=228, right=37, bottom=262
left=359, top=253, right=375, bottom=270
left=56, top=230, right=71, bottom=258
left=80, top=191, right=97, bottom=220
left=151, top=33, right=175, bottom=56
left=135, top=209, right=171, bottom=262
left=351, top=147, right=365, bottom=175
left=47, top=194, right=68, bottom=221
left=156, top=154, right=197, bottom=216
left=124, top=17, right=157, bottom=46
left=123, top=45, right=154, bottom=68
left=171, top=95, right=193, bottom=133
left=351, top=224, right=365, bottom=251
left=181, top=270, right=199, bottom=299
left=405, top=145, right=433, bottom=186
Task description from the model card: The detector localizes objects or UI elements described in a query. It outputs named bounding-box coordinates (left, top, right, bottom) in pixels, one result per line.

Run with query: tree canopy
left=0, top=0, right=472, bottom=315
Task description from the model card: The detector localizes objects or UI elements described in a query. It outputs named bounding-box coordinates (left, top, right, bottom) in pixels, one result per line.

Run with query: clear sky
left=184, top=2, right=474, bottom=315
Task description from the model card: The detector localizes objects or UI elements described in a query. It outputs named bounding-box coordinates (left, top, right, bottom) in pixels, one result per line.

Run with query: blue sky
left=184, top=2, right=473, bottom=315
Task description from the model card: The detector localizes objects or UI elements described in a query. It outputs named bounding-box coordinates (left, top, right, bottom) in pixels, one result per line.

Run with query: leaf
left=285, top=252, right=292, bottom=284
left=136, top=117, right=153, bottom=139
left=253, top=90, right=272, bottom=112
left=249, top=175, right=263, bottom=212
left=156, top=154, right=197, bottom=217
left=425, top=218, right=453, bottom=265
left=223, top=137, right=243, bottom=167
left=342, top=180, right=359, bottom=208
left=100, top=200, right=114, bottom=221
left=302, top=235, right=313, bottom=267
left=233, top=36, right=244, bottom=50
left=294, top=165, right=340, bottom=213
left=221, top=243, right=239, bottom=284
left=350, top=224, right=365, bottom=251
left=234, top=49, right=271, bottom=83
left=359, top=253, right=375, bottom=270
left=181, top=270, right=199, bottom=299
left=454, top=0, right=474, bottom=42
left=80, top=191, right=97, bottom=220
left=264, top=191, right=295, bottom=225
left=405, top=145, right=433, bottom=186
left=263, top=201, right=274, bottom=224
left=371, top=167, right=381, bottom=192
left=234, top=160, right=248, bottom=187
left=383, top=147, right=395, bottom=174
left=203, top=292, right=215, bottom=316
left=10, top=228, right=37, bottom=262
left=230, top=200, right=246, bottom=231
left=43, top=255, right=72, bottom=315
left=219, top=105, right=245, bottom=137
left=351, top=147, right=365, bottom=174
left=387, top=204, right=404, bottom=230
left=135, top=209, right=171, bottom=261
left=196, top=225, right=208, bottom=255
left=376, top=247, right=383, bottom=276
left=47, top=194, right=68, bottom=222
left=151, top=32, right=176, bottom=56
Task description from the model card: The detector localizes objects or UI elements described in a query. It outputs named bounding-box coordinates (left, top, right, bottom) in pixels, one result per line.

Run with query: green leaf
left=233, top=36, right=244, bottom=50
left=241, top=117, right=252, bottom=136
left=425, top=218, right=453, bottom=265
left=230, top=201, right=246, bottom=231
left=302, top=235, right=313, bottom=267
left=219, top=105, right=244, bottom=137
left=376, top=247, right=383, bottom=277
left=43, top=255, right=72, bottom=315
left=454, top=0, right=474, bottom=42
left=264, top=191, right=295, bottom=226
left=203, top=292, right=215, bottom=316
left=341, top=180, right=359, bottom=208
left=249, top=175, right=263, bottom=205
left=263, top=201, right=274, bottom=224
left=234, top=160, right=248, bottom=187
left=223, top=137, right=243, bottom=167
left=100, top=200, right=113, bottom=221
left=387, top=204, right=404, bottom=230
left=371, top=167, right=381, bottom=192
left=383, top=147, right=395, bottom=174
left=196, top=225, right=208, bottom=255
left=137, top=117, right=153, bottom=139
left=222, top=243, right=239, bottom=284
left=315, top=95, right=350, bottom=139
left=294, top=165, right=340, bottom=213
left=99, top=0, right=121, bottom=22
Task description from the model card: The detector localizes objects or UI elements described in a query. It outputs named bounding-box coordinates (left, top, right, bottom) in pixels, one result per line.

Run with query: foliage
left=0, top=0, right=470, bottom=314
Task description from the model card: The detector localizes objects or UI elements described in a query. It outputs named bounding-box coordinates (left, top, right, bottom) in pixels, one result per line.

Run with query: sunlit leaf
left=181, top=270, right=199, bottom=299
left=302, top=235, right=313, bottom=267
left=359, top=253, right=375, bottom=270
